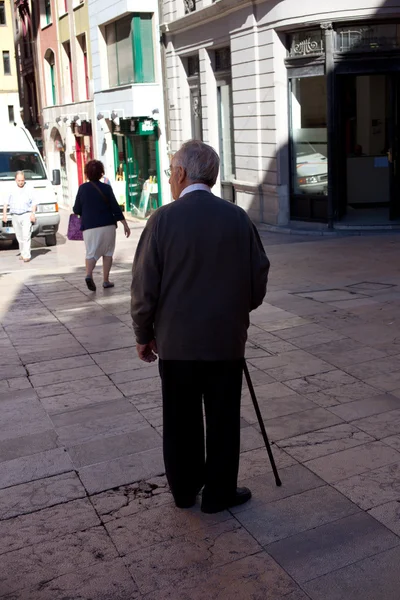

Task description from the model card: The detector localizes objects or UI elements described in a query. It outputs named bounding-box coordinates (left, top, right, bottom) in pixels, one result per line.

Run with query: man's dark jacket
left=131, top=190, right=270, bottom=360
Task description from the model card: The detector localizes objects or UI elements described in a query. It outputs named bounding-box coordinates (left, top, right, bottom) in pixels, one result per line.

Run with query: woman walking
left=73, top=160, right=131, bottom=291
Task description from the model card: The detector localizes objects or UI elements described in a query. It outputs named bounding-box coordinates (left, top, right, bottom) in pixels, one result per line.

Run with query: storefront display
left=287, top=22, right=400, bottom=223
left=112, top=117, right=161, bottom=217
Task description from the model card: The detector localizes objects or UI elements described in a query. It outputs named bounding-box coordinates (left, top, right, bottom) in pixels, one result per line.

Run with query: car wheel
left=11, top=238, right=19, bottom=249
left=45, top=234, right=57, bottom=247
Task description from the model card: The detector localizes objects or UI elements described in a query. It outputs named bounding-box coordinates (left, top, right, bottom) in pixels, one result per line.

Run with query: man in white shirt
left=2, top=171, right=37, bottom=262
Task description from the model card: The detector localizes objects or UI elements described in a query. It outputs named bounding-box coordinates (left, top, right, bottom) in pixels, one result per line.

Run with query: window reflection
left=290, top=77, right=328, bottom=196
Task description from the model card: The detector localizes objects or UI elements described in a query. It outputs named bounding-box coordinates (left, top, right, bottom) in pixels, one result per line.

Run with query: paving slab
left=238, top=446, right=296, bottom=480
left=303, top=546, right=400, bottom=600
left=146, top=552, right=304, bottom=600
left=0, top=429, right=58, bottom=463
left=0, top=526, right=118, bottom=596
left=353, top=408, right=400, bottom=438
left=304, top=441, right=400, bottom=483
left=278, top=423, right=374, bottom=462
left=0, top=396, right=53, bottom=442
left=241, top=393, right=316, bottom=425
left=106, top=501, right=230, bottom=555
left=368, top=501, right=400, bottom=536
left=328, top=393, right=400, bottom=421
left=25, top=353, right=96, bottom=375
left=55, top=409, right=148, bottom=446
left=29, top=364, right=104, bottom=388
left=0, top=472, right=86, bottom=520
left=231, top=464, right=324, bottom=513
left=124, top=519, right=262, bottom=595
left=234, top=485, right=360, bottom=545
left=34, top=374, right=116, bottom=399
left=262, top=407, right=344, bottom=441
left=0, top=559, right=140, bottom=600
left=0, top=498, right=100, bottom=555
left=267, top=511, right=400, bottom=584
left=334, top=460, right=400, bottom=509
left=0, top=447, right=73, bottom=490
left=51, top=397, right=138, bottom=427
left=67, top=426, right=162, bottom=467
left=78, top=446, right=165, bottom=494
left=40, top=385, right=124, bottom=414
left=90, top=477, right=172, bottom=522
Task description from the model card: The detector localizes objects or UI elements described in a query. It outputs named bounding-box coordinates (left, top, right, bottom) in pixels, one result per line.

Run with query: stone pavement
left=1, top=215, right=400, bottom=598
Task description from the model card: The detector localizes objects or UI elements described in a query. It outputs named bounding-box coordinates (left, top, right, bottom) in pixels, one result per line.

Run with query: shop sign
left=139, top=120, right=156, bottom=135
left=289, top=30, right=324, bottom=57
left=336, top=24, right=400, bottom=53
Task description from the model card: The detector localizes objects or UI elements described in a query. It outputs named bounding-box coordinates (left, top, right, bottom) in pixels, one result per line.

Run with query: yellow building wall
left=73, top=2, right=91, bottom=77
left=0, top=0, right=19, bottom=92
left=58, top=13, right=70, bottom=43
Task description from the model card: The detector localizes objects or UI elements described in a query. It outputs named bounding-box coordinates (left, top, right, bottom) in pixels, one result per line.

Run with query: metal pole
left=243, top=361, right=282, bottom=487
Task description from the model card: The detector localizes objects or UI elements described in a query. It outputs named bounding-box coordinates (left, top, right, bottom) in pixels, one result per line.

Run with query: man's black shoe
left=174, top=496, right=196, bottom=509
left=201, top=487, right=252, bottom=514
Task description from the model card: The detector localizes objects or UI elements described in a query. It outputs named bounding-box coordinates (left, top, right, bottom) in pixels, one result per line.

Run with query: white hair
left=173, top=140, right=220, bottom=187
left=15, top=171, right=25, bottom=178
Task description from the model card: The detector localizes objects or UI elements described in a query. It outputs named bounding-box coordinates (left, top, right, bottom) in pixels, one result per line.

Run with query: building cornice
left=161, top=0, right=264, bottom=35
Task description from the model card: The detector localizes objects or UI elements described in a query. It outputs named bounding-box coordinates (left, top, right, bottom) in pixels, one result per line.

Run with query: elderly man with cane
left=131, top=140, right=270, bottom=513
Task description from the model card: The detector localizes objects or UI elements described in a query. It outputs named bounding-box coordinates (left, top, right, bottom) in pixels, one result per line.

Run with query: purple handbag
left=67, top=214, right=84, bottom=241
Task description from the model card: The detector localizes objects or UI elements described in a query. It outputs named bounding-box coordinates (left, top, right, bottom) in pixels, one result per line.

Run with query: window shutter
left=132, top=14, right=155, bottom=84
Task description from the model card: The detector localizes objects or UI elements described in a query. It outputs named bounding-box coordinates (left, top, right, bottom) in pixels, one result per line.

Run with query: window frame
left=0, top=1, right=6, bottom=26
left=44, top=0, right=52, bottom=25
left=3, top=50, right=11, bottom=76
left=105, top=13, right=155, bottom=88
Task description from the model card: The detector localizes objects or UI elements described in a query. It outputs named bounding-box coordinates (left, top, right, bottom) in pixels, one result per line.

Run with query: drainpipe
left=322, top=22, right=335, bottom=229
left=158, top=0, right=171, bottom=155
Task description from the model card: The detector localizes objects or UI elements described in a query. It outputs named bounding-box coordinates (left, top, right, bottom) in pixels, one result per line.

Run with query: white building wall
left=162, top=0, right=399, bottom=224
left=89, top=0, right=169, bottom=204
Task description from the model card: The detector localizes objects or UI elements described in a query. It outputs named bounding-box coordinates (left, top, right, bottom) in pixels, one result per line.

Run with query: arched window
left=44, top=49, right=56, bottom=106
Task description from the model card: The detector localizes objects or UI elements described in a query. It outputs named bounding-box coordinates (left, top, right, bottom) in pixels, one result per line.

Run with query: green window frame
left=106, top=13, right=155, bottom=88
left=132, top=14, right=155, bottom=84
left=50, top=62, right=56, bottom=105
left=44, top=0, right=51, bottom=24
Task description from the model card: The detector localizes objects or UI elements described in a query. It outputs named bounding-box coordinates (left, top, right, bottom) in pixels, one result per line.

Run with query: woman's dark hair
left=85, top=160, right=104, bottom=182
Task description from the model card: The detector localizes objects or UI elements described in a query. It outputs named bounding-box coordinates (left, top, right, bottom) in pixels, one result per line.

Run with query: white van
left=0, top=125, right=60, bottom=247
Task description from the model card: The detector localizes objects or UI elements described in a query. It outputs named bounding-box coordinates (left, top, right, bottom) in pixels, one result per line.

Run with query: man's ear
left=177, top=166, right=186, bottom=184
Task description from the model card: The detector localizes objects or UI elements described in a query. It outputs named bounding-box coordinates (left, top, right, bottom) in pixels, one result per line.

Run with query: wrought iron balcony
left=184, top=0, right=196, bottom=15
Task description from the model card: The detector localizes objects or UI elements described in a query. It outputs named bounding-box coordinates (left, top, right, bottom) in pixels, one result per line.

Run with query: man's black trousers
left=158, top=359, right=243, bottom=506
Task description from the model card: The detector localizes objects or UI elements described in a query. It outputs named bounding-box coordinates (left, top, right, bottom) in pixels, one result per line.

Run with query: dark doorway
left=337, top=73, right=400, bottom=223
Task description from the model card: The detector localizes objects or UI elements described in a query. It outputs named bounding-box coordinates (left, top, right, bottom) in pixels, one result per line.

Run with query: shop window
left=290, top=76, right=328, bottom=198
left=44, top=49, right=57, bottom=106
left=217, top=81, right=235, bottom=201
left=112, top=119, right=160, bottom=216
left=105, top=13, right=155, bottom=88
left=3, top=51, right=11, bottom=75
left=215, top=47, right=235, bottom=202
left=0, top=2, right=6, bottom=26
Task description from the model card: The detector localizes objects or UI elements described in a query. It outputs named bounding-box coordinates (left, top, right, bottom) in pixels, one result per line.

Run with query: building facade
left=162, top=0, right=400, bottom=226
left=1, top=0, right=21, bottom=127
left=89, top=0, right=169, bottom=216
left=33, top=0, right=95, bottom=209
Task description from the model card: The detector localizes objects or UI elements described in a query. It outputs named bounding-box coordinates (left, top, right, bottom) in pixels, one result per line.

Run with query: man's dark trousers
left=158, top=359, right=243, bottom=507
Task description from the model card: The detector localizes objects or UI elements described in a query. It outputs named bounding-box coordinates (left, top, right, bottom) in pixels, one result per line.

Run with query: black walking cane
left=243, top=361, right=282, bottom=487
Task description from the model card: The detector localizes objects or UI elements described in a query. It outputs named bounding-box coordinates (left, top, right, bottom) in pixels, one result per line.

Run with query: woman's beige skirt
left=83, top=225, right=116, bottom=260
